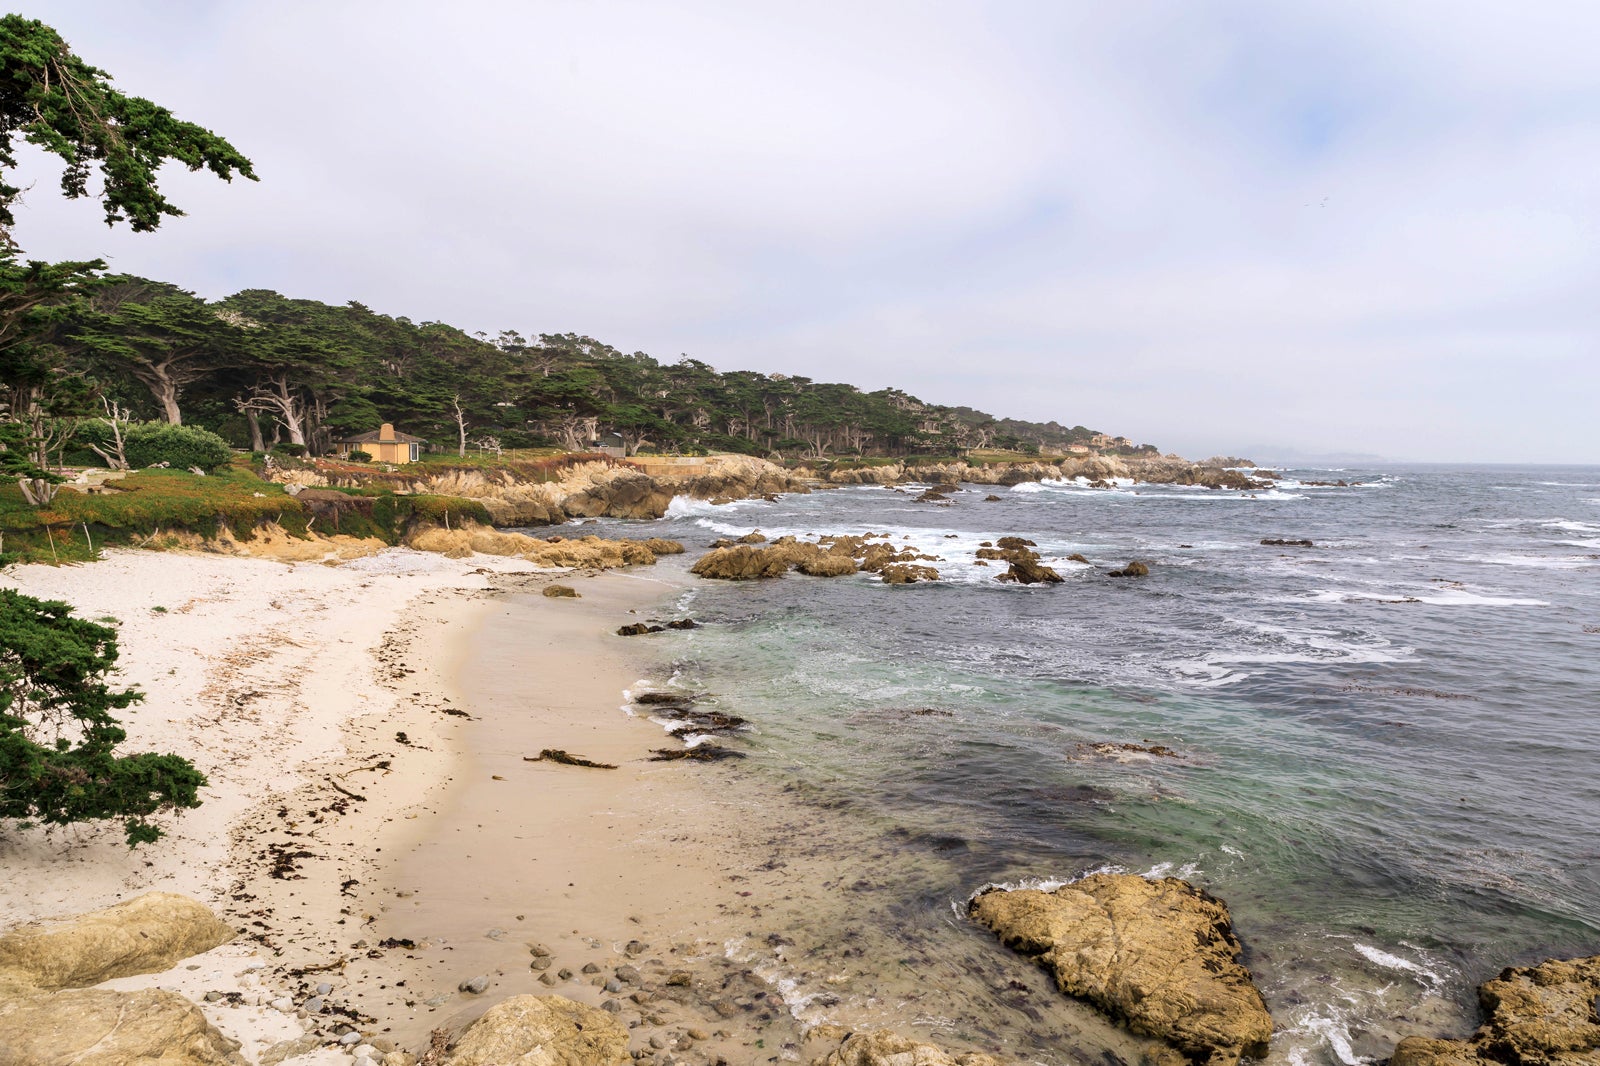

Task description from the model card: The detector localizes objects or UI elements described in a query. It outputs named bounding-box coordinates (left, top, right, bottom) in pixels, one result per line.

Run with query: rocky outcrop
left=810, top=455, right=1267, bottom=493
left=444, top=994, right=629, bottom=1066
left=816, top=1029, right=1004, bottom=1065
left=968, top=874, right=1271, bottom=1066
left=1110, top=561, right=1150, bottom=577
left=0, top=893, right=243, bottom=1066
left=320, top=455, right=805, bottom=526
left=1389, top=955, right=1600, bottom=1066
left=407, top=524, right=661, bottom=568
left=0, top=892, right=235, bottom=994
left=689, top=544, right=792, bottom=580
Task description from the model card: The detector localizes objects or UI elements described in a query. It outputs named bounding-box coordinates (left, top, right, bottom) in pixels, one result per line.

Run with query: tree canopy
left=0, top=13, right=256, bottom=240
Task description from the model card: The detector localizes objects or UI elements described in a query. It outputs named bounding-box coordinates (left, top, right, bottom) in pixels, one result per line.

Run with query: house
left=334, top=422, right=424, bottom=463
left=588, top=432, right=627, bottom=459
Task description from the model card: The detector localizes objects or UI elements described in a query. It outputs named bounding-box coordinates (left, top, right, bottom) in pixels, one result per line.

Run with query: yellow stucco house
left=334, top=422, right=424, bottom=463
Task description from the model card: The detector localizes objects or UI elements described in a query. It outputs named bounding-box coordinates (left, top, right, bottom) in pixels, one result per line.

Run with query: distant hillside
left=19, top=277, right=1155, bottom=461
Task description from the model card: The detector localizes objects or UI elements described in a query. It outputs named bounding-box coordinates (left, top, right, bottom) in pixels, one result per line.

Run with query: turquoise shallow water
left=569, top=465, right=1600, bottom=1065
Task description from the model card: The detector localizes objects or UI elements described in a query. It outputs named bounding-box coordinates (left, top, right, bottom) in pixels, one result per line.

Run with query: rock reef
left=968, top=874, right=1272, bottom=1066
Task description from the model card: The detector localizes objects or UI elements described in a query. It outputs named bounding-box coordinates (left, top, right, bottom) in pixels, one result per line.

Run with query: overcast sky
left=13, top=2, right=1600, bottom=462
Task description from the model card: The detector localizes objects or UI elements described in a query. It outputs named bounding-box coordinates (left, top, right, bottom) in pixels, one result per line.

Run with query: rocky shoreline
left=276, top=451, right=1283, bottom=530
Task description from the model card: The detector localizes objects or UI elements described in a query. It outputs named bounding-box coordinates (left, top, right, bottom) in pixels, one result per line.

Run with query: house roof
left=336, top=427, right=426, bottom=444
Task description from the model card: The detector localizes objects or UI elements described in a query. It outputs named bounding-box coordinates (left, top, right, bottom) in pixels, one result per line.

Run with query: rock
left=633, top=538, right=685, bottom=555
left=0, top=986, right=245, bottom=1065
left=303, top=996, right=324, bottom=1013
left=795, top=553, right=858, bottom=577
left=616, top=623, right=654, bottom=636
left=984, top=494, right=1003, bottom=501
left=737, top=531, right=768, bottom=543
left=689, top=545, right=790, bottom=580
left=543, top=585, right=580, bottom=598
left=0, top=892, right=235, bottom=994
left=1067, top=553, right=1090, bottom=564
left=315, top=981, right=333, bottom=996
left=354, top=1045, right=378, bottom=1060
left=340, top=1030, right=363, bottom=1045
left=968, top=874, right=1271, bottom=1066
left=998, top=557, right=1063, bottom=584
left=1109, top=560, right=1149, bottom=577
left=664, top=618, right=698, bottom=630
left=818, top=1029, right=1003, bottom=1065
left=1389, top=954, right=1600, bottom=1066
left=260, top=1034, right=323, bottom=1066
left=880, top=563, right=939, bottom=584
left=459, top=975, right=491, bottom=994
left=1260, top=538, right=1314, bottom=548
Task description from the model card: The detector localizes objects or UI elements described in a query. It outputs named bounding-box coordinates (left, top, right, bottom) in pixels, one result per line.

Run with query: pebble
left=530, top=956, right=552, bottom=971
left=601, top=999, right=622, bottom=1013
left=271, top=998, right=294, bottom=1012
left=649, top=1036, right=668, bottom=1050
left=686, top=1029, right=709, bottom=1041
left=557, top=968, right=574, bottom=980
left=604, top=979, right=623, bottom=993
left=339, top=1031, right=362, bottom=1046
left=530, top=943, right=553, bottom=958
left=615, top=965, right=641, bottom=984
left=353, top=1045, right=378, bottom=1059
left=538, top=973, right=558, bottom=987
left=303, top=997, right=324, bottom=1014
left=582, top=963, right=601, bottom=974
left=316, top=982, right=333, bottom=996
left=665, top=971, right=692, bottom=986
left=625, top=940, right=647, bottom=957
left=459, top=975, right=491, bottom=994
left=485, top=928, right=507, bottom=940
left=203, top=991, right=223, bottom=1002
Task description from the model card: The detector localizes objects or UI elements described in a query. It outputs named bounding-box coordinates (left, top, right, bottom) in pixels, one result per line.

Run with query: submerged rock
left=999, top=557, right=1063, bottom=584
left=968, top=874, right=1271, bottom=1066
left=819, top=1029, right=1003, bottom=1065
left=1390, top=954, right=1600, bottom=1066
left=1260, top=538, right=1313, bottom=548
left=880, top=563, right=939, bottom=584
left=444, top=993, right=628, bottom=1065
left=1109, top=561, right=1150, bottom=577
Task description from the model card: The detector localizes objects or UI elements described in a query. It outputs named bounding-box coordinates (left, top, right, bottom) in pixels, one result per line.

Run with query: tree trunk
left=242, top=405, right=264, bottom=451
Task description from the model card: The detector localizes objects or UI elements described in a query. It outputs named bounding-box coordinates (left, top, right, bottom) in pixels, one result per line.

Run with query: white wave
left=1307, top=588, right=1549, bottom=607
left=1283, top=1006, right=1368, bottom=1066
left=664, top=494, right=755, bottom=518
left=1220, top=845, right=1246, bottom=858
left=1542, top=518, right=1600, bottom=533
left=1466, top=553, right=1596, bottom=570
left=1352, top=943, right=1445, bottom=988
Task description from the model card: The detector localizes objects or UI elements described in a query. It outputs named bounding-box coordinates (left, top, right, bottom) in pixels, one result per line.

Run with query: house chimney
left=380, top=422, right=395, bottom=441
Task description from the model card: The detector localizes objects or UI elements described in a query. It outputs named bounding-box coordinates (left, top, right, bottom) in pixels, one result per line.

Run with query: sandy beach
left=0, top=546, right=712, bottom=1062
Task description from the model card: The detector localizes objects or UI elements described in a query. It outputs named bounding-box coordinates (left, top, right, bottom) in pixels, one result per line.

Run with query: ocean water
left=571, top=465, right=1600, bottom=1065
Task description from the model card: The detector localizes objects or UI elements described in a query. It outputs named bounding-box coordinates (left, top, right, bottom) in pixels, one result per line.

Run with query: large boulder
left=0, top=987, right=244, bottom=1066
left=817, top=1029, right=1004, bottom=1065
left=445, top=994, right=629, bottom=1066
left=1389, top=955, right=1600, bottom=1066
left=0, top=892, right=235, bottom=993
left=968, top=874, right=1271, bottom=1066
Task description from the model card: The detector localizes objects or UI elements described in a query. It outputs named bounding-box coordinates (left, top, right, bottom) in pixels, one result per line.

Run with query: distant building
left=334, top=422, right=424, bottom=464
left=589, top=432, right=626, bottom=458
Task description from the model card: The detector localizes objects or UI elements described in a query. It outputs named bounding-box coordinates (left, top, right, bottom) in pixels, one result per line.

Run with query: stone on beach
left=0, top=892, right=235, bottom=994
left=443, top=994, right=629, bottom=1065
left=967, top=874, right=1272, bottom=1066
left=0, top=893, right=243, bottom=1066
left=1389, top=954, right=1600, bottom=1066
left=0, top=987, right=246, bottom=1066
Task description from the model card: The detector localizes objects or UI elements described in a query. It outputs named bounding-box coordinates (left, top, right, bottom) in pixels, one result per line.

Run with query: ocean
left=572, top=465, right=1600, bottom=1066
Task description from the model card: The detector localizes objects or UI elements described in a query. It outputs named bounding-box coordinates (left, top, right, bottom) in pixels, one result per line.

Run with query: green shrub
left=273, top=442, right=307, bottom=457
left=347, top=449, right=372, bottom=462
left=123, top=422, right=232, bottom=472
left=0, top=590, right=206, bottom=846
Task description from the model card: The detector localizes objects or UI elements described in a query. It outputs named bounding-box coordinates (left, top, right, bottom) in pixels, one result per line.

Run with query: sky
left=11, top=1, right=1600, bottom=463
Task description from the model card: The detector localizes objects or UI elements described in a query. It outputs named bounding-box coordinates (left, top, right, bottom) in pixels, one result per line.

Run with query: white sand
left=0, top=547, right=541, bottom=1063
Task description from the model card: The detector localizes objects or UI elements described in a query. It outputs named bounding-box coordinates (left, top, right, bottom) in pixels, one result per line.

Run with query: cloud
left=12, top=0, right=1600, bottom=461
